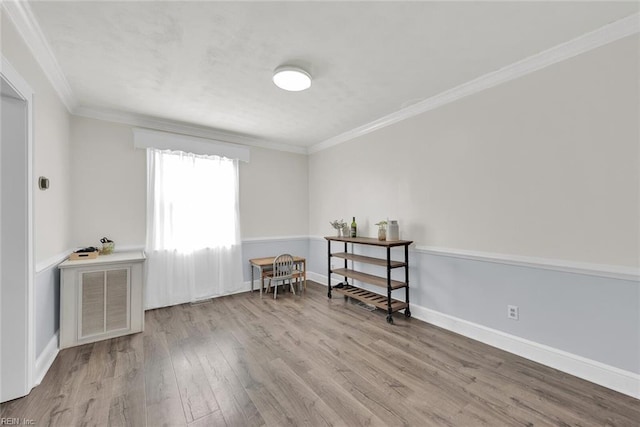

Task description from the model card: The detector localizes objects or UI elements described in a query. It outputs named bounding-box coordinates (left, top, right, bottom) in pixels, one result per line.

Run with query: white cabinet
left=59, top=251, right=145, bottom=349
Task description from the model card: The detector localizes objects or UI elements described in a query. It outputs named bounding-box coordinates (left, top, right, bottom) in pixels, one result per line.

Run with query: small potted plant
left=375, top=220, right=387, bottom=241
left=330, top=219, right=347, bottom=237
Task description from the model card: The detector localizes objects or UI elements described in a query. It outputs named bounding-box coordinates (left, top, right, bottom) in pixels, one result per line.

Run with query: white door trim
left=1, top=54, right=35, bottom=401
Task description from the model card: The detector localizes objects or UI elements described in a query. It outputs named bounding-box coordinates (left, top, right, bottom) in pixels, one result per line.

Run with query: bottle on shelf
left=350, top=217, right=357, bottom=237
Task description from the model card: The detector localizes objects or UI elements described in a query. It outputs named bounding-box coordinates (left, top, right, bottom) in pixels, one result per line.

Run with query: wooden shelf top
left=331, top=252, right=406, bottom=268
left=325, top=236, right=413, bottom=247
left=332, top=268, right=406, bottom=289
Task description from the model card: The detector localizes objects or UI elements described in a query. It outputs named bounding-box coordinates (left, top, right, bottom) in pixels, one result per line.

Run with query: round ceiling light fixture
left=273, top=66, right=312, bottom=92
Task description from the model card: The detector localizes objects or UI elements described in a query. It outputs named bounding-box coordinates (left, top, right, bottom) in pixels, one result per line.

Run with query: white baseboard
left=34, top=332, right=58, bottom=386
left=408, top=304, right=640, bottom=399
left=147, top=282, right=252, bottom=310
left=306, top=271, right=340, bottom=287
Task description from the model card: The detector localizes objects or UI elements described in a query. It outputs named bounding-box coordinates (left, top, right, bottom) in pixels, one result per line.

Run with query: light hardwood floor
left=2, top=281, right=639, bottom=426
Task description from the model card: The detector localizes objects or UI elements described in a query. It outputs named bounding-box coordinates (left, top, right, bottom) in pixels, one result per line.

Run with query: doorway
left=1, top=59, right=34, bottom=402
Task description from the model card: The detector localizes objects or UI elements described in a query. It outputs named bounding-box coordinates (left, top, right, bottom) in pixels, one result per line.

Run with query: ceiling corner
left=310, top=11, right=640, bottom=154
left=2, top=0, right=77, bottom=112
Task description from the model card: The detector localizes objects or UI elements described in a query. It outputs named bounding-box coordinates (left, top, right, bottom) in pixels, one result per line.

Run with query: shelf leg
left=327, top=240, right=332, bottom=298
left=386, top=246, right=393, bottom=323
left=344, top=242, right=348, bottom=286
left=404, top=244, right=410, bottom=317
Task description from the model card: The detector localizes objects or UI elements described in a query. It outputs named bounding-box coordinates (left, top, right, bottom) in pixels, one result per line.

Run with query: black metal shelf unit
left=325, top=236, right=413, bottom=324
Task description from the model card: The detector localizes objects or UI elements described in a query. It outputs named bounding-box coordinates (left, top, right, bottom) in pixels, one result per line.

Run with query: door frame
left=1, top=55, right=35, bottom=401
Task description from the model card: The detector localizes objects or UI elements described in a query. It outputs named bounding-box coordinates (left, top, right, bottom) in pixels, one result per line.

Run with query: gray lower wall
left=35, top=263, right=61, bottom=358
left=414, top=253, right=639, bottom=374
left=36, top=237, right=639, bottom=376
left=310, top=237, right=640, bottom=374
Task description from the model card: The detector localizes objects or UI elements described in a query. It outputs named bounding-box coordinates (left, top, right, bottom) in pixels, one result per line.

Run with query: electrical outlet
left=507, top=305, right=519, bottom=320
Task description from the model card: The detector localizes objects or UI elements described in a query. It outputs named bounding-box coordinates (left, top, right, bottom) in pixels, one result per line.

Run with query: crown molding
left=2, top=0, right=76, bottom=112
left=74, top=106, right=308, bottom=155
left=309, top=12, right=640, bottom=154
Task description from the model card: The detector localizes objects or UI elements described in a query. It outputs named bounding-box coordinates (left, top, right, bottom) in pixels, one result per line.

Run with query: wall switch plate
left=507, top=305, right=519, bottom=320
left=38, top=176, right=49, bottom=190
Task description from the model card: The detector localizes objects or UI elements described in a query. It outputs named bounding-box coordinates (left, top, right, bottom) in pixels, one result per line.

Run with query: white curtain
left=145, top=148, right=244, bottom=309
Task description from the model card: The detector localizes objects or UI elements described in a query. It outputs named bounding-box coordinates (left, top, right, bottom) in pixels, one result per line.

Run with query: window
left=147, top=149, right=239, bottom=252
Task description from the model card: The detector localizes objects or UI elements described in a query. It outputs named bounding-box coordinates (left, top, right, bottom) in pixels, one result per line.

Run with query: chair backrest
left=272, top=254, right=294, bottom=279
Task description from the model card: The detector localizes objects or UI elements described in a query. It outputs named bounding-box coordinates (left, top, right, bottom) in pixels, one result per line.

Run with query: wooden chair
left=291, top=264, right=305, bottom=292
left=261, top=265, right=304, bottom=294
left=265, top=254, right=296, bottom=299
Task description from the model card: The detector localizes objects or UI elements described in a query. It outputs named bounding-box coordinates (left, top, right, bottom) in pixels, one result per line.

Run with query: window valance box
left=133, top=128, right=251, bottom=162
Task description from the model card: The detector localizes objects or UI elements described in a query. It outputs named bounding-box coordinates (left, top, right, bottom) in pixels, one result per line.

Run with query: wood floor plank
left=109, top=334, right=147, bottom=427
left=188, top=409, right=227, bottom=427
left=144, top=356, right=186, bottom=427
left=169, top=339, right=221, bottom=423
left=194, top=337, right=265, bottom=427
left=262, top=357, right=344, bottom=426
left=68, top=372, right=114, bottom=427
left=2, top=281, right=638, bottom=426
left=215, top=332, right=294, bottom=426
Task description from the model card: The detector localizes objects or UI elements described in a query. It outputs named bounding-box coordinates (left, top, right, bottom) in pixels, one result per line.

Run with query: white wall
left=2, top=12, right=71, bottom=371
left=310, top=35, right=639, bottom=268
left=70, top=116, right=309, bottom=248
left=308, top=34, right=640, bottom=381
left=239, top=146, right=308, bottom=238
left=70, top=117, right=146, bottom=248
left=2, top=13, right=72, bottom=264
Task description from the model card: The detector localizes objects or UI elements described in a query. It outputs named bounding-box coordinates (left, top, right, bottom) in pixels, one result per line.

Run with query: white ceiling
left=24, top=1, right=640, bottom=151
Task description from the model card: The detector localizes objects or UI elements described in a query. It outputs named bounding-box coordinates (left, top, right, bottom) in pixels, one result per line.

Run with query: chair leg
left=290, top=278, right=296, bottom=295
left=274, top=280, right=278, bottom=299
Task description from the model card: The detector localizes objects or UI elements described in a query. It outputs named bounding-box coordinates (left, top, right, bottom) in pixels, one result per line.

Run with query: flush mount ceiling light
left=273, top=66, right=312, bottom=92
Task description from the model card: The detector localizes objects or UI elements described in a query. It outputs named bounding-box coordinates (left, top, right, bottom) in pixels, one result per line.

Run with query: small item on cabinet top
left=69, top=246, right=99, bottom=260
left=99, top=237, right=115, bottom=255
